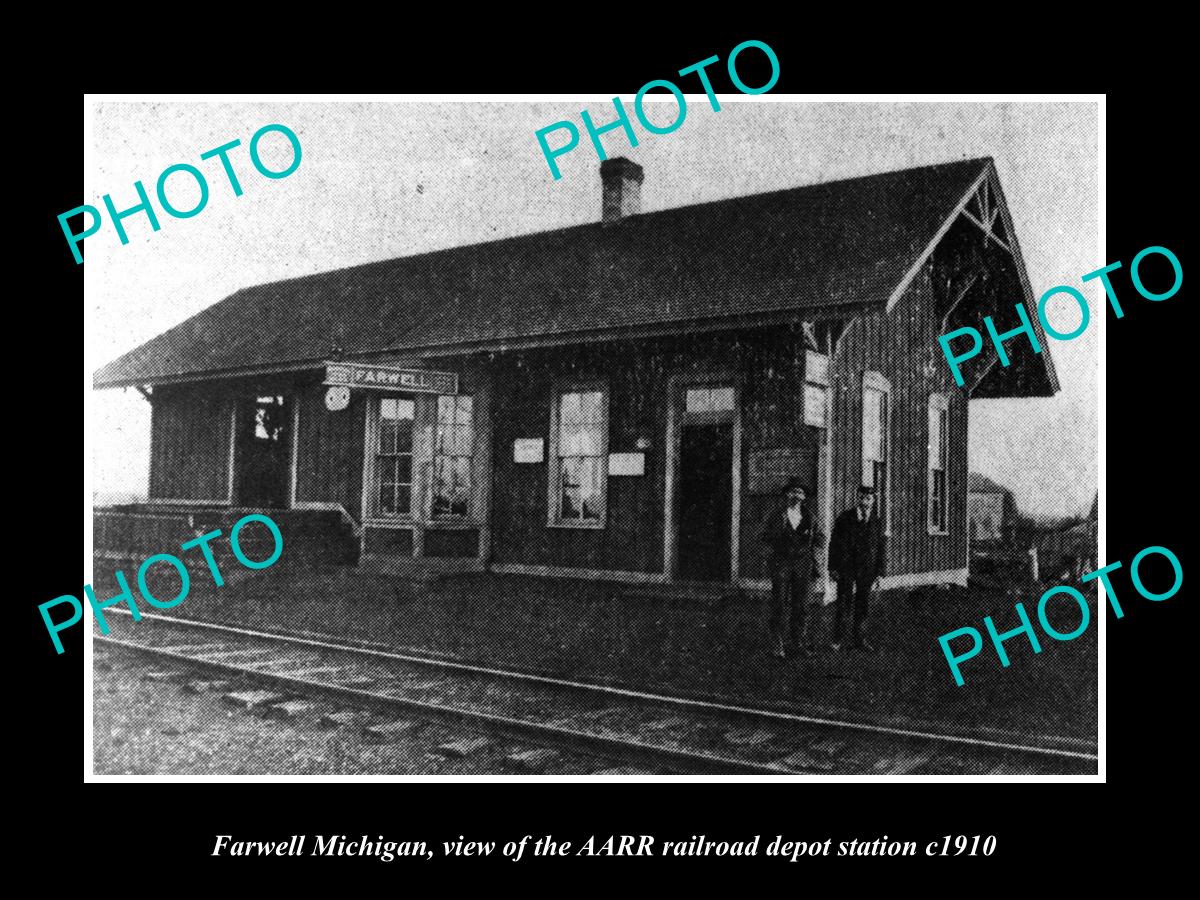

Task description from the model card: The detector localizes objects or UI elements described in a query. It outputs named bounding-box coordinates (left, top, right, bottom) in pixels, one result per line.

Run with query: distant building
left=1035, top=492, right=1098, bottom=581
left=968, top=473, right=1016, bottom=544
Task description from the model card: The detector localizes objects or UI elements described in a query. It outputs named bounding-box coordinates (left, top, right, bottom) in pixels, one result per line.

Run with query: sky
left=87, top=98, right=1099, bottom=518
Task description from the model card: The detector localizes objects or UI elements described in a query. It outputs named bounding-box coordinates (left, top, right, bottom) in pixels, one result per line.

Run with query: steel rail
left=98, top=609, right=1098, bottom=764
left=95, top=634, right=792, bottom=775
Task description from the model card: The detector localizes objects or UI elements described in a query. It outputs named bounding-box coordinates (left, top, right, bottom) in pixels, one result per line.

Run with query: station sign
left=323, top=362, right=458, bottom=395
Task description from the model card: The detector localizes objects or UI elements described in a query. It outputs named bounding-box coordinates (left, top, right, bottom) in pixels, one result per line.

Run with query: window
left=376, top=397, right=414, bottom=517
left=685, top=386, right=734, bottom=414
left=862, top=373, right=890, bottom=528
left=928, top=395, right=949, bottom=534
left=550, top=388, right=606, bottom=526
left=252, top=395, right=286, bottom=441
left=433, top=395, right=473, bottom=519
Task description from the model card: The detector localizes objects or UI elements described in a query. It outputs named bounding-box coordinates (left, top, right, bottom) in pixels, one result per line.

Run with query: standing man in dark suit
left=760, top=478, right=823, bottom=660
left=828, top=484, right=886, bottom=652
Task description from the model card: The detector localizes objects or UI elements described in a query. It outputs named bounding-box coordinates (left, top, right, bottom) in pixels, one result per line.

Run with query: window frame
left=371, top=394, right=416, bottom=521
left=861, top=371, right=892, bottom=536
left=431, top=394, right=474, bottom=521
left=928, top=393, right=950, bottom=535
left=547, top=380, right=609, bottom=529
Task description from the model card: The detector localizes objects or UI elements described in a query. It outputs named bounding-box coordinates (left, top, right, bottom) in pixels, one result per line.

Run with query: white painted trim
left=484, top=567, right=969, bottom=595
left=491, top=562, right=668, bottom=585
left=810, top=568, right=970, bottom=604
left=886, top=167, right=990, bottom=313
left=360, top=395, right=374, bottom=522
left=225, top=401, right=237, bottom=503
left=879, top=568, right=969, bottom=590
left=287, top=397, right=300, bottom=509
left=961, top=209, right=1013, bottom=253
left=927, top=393, right=950, bottom=535
left=487, top=562, right=968, bottom=597
left=862, top=370, right=892, bottom=536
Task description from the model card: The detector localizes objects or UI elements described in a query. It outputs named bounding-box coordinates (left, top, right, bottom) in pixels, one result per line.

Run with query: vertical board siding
left=489, top=340, right=668, bottom=573
left=830, top=262, right=969, bottom=578
left=295, top=381, right=366, bottom=518
left=737, top=329, right=820, bottom=581
left=488, top=328, right=819, bottom=579
left=148, top=386, right=231, bottom=501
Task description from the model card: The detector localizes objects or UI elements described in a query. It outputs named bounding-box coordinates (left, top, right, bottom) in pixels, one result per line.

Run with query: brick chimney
left=600, top=157, right=643, bottom=224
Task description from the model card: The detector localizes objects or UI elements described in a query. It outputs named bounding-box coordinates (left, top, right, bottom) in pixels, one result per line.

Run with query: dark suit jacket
left=828, top=507, right=886, bottom=581
left=759, top=506, right=823, bottom=580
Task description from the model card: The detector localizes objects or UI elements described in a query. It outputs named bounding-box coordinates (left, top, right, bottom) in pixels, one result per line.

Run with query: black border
left=20, top=26, right=1191, bottom=884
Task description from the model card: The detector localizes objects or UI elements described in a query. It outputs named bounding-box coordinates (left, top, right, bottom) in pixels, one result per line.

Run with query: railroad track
left=93, top=610, right=1098, bottom=775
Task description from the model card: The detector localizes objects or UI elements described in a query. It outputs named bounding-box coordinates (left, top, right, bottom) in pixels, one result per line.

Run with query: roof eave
left=92, top=299, right=882, bottom=390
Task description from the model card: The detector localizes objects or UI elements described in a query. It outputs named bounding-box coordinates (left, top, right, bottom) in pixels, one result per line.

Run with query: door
left=234, top=395, right=291, bottom=508
left=677, top=421, right=733, bottom=581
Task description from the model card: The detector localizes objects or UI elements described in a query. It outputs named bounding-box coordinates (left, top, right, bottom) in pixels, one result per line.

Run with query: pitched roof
left=968, top=472, right=1011, bottom=495
left=94, top=158, right=991, bottom=389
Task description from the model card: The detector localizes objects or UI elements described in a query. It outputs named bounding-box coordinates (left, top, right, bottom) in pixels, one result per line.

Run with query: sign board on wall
left=513, top=438, right=545, bottom=463
left=805, top=351, right=830, bottom=386
left=608, top=452, right=645, bottom=476
left=747, top=447, right=817, bottom=496
left=803, top=383, right=827, bottom=427
left=324, top=362, right=458, bottom=394
left=803, top=350, right=831, bottom=428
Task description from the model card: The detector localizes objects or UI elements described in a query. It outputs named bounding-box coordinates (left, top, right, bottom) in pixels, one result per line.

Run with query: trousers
left=832, top=574, right=873, bottom=645
left=767, top=561, right=809, bottom=650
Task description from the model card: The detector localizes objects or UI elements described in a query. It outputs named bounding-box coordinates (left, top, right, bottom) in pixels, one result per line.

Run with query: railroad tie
left=435, top=737, right=493, bottom=758
left=222, top=690, right=288, bottom=712
left=504, top=749, right=561, bottom=773
left=182, top=679, right=231, bottom=694
left=363, top=720, right=421, bottom=743
left=873, top=750, right=932, bottom=776
left=773, top=749, right=836, bottom=773
left=265, top=700, right=318, bottom=720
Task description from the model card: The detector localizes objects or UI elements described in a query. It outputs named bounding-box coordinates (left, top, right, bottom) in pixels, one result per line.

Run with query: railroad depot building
left=93, top=156, right=1058, bottom=594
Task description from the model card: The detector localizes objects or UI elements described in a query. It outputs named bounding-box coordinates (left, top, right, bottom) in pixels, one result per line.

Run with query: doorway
left=677, top=421, right=734, bottom=581
left=234, top=394, right=291, bottom=508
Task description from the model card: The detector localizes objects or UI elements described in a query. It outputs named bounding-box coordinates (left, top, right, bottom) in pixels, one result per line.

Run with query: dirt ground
left=92, top=645, right=606, bottom=775
left=105, top=564, right=1098, bottom=742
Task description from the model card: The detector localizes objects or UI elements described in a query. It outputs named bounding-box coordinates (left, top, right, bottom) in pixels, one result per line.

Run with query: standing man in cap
left=759, top=477, right=823, bottom=660
left=828, top=484, right=887, bottom=651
